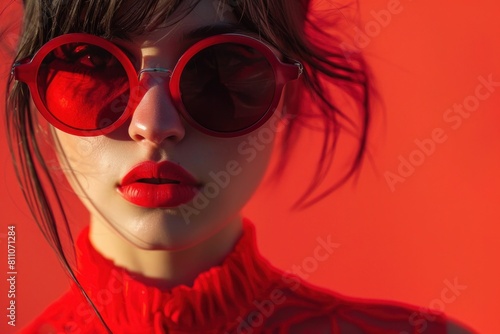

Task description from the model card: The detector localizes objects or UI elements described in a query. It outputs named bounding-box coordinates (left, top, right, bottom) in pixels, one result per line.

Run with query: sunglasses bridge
left=138, top=68, right=173, bottom=81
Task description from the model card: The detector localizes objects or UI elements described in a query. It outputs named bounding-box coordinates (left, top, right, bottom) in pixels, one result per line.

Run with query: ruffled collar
left=74, top=219, right=282, bottom=333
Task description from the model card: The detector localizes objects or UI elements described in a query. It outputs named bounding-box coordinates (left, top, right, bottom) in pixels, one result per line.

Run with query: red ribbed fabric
left=21, top=219, right=449, bottom=333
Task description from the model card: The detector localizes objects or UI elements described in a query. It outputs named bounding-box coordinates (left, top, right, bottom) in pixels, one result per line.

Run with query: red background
left=1, top=0, right=499, bottom=333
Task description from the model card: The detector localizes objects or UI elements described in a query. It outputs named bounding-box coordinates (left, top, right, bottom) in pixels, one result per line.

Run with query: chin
left=101, top=205, right=237, bottom=251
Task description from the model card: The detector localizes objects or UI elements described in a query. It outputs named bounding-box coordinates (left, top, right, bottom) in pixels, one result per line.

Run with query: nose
left=128, top=71, right=185, bottom=146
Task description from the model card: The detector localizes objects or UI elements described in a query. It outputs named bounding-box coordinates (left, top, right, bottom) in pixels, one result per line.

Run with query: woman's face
left=52, top=0, right=286, bottom=250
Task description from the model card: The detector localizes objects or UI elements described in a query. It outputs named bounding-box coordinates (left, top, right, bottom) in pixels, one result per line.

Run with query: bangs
left=44, top=0, right=199, bottom=39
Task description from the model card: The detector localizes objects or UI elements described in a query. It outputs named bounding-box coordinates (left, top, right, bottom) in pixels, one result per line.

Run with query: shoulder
left=285, top=310, right=475, bottom=334
left=262, top=278, right=475, bottom=334
left=19, top=288, right=99, bottom=334
left=287, top=304, right=475, bottom=334
left=445, top=320, right=476, bottom=334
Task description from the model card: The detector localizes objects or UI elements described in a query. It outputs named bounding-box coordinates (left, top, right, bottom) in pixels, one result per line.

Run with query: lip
left=117, top=161, right=200, bottom=208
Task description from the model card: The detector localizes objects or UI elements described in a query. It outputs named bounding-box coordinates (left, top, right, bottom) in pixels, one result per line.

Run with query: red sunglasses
left=12, top=33, right=303, bottom=137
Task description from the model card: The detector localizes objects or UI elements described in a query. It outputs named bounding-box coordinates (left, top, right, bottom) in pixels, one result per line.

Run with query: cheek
left=53, top=130, right=111, bottom=190
left=56, top=134, right=98, bottom=168
left=207, top=115, right=281, bottom=201
left=233, top=111, right=285, bottom=172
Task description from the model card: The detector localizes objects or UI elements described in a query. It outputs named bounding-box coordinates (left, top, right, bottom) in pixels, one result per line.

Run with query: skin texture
left=52, top=0, right=286, bottom=288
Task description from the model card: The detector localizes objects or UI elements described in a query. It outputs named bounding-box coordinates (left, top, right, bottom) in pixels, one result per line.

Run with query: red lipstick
left=118, top=161, right=199, bottom=208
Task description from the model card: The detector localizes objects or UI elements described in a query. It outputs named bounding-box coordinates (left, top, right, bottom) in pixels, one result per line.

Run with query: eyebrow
left=183, top=23, right=256, bottom=41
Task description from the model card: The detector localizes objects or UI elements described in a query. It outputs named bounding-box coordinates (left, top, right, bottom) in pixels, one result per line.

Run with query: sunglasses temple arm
left=11, top=57, right=33, bottom=81
left=295, top=62, right=304, bottom=78
left=280, top=61, right=303, bottom=82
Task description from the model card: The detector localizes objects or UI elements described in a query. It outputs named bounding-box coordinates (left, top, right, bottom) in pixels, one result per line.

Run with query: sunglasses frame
left=12, top=33, right=303, bottom=137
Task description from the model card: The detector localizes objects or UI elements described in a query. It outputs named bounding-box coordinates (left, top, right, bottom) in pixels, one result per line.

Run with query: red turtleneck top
left=21, top=219, right=459, bottom=333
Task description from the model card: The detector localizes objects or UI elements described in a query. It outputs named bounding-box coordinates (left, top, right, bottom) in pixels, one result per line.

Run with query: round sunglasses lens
left=180, top=43, right=276, bottom=133
left=37, top=42, right=129, bottom=131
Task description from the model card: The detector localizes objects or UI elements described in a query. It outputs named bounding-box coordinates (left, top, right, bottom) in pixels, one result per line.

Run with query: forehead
left=134, top=0, right=239, bottom=47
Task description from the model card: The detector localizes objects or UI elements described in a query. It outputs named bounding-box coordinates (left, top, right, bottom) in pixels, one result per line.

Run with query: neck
left=88, top=216, right=244, bottom=290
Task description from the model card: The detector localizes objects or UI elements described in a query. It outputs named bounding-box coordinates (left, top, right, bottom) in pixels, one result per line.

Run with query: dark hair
left=5, top=0, right=372, bottom=331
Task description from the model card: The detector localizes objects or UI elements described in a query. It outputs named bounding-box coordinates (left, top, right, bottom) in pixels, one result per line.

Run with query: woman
left=4, top=0, right=474, bottom=333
